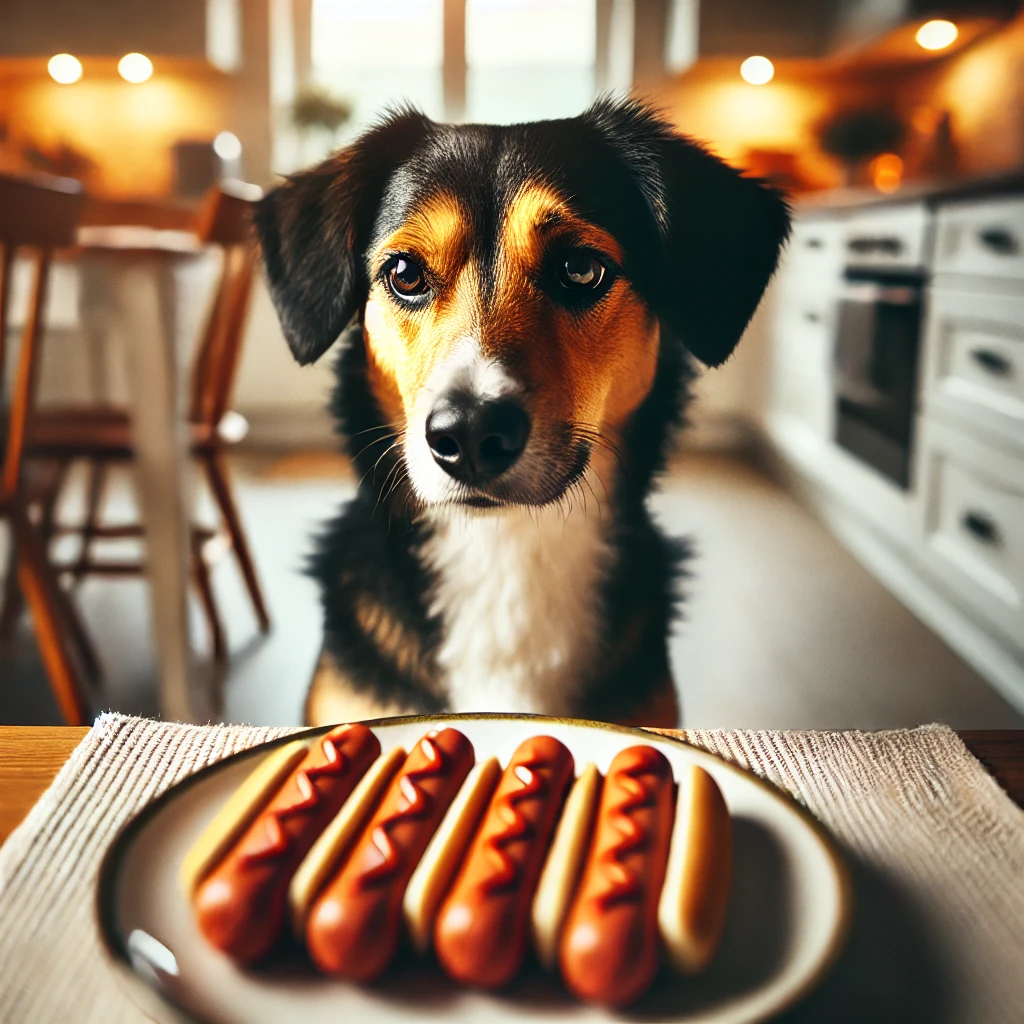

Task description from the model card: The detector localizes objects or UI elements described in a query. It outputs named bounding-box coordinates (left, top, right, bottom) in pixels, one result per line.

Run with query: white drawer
left=916, top=417, right=1024, bottom=646
left=770, top=295, right=835, bottom=439
left=779, top=217, right=844, bottom=287
left=921, top=288, right=1024, bottom=453
left=842, top=203, right=930, bottom=271
left=934, top=197, right=1024, bottom=280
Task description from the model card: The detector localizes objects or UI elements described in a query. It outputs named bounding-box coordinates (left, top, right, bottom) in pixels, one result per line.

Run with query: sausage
left=305, top=727, right=475, bottom=981
left=558, top=744, right=675, bottom=1007
left=193, top=723, right=381, bottom=963
left=434, top=736, right=575, bottom=988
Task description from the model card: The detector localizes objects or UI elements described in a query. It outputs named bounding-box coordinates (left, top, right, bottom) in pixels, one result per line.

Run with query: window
left=465, top=0, right=596, bottom=124
left=310, top=0, right=445, bottom=142
left=305, top=0, right=599, bottom=147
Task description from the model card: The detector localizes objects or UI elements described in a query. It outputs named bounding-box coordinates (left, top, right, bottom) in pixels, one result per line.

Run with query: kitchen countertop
left=1, top=725, right=1021, bottom=847
left=795, top=167, right=1024, bottom=214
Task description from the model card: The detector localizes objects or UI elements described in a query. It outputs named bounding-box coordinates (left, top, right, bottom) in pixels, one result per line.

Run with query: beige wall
left=1, top=67, right=234, bottom=196
left=0, top=0, right=278, bottom=195
left=901, top=13, right=1024, bottom=177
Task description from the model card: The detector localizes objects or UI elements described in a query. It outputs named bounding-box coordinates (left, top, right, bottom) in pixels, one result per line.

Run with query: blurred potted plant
left=816, top=107, right=906, bottom=187
left=291, top=87, right=353, bottom=146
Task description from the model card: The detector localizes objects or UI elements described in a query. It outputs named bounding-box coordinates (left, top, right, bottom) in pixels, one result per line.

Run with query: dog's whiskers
left=353, top=431, right=404, bottom=489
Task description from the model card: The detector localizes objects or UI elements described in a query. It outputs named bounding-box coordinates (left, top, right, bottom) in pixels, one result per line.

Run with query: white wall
left=232, top=277, right=337, bottom=448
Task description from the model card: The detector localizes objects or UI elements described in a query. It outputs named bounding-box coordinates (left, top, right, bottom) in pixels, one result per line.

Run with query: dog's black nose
left=426, top=395, right=531, bottom=483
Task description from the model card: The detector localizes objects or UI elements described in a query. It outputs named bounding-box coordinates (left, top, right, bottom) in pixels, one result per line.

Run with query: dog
left=254, top=98, right=790, bottom=729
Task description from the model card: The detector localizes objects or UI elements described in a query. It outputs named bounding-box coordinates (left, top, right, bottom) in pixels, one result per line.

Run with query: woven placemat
left=0, top=715, right=1022, bottom=1023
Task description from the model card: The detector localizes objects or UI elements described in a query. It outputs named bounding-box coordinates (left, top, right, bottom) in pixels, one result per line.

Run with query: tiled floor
left=2, top=452, right=1021, bottom=729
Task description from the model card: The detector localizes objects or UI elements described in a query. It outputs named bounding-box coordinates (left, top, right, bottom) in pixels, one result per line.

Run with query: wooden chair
left=23, top=182, right=270, bottom=663
left=0, top=171, right=91, bottom=724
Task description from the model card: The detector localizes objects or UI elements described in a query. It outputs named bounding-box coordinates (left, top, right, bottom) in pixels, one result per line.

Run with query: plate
left=97, top=714, right=851, bottom=1024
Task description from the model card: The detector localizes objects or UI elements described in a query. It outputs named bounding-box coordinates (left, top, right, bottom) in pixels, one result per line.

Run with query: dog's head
left=255, top=100, right=789, bottom=511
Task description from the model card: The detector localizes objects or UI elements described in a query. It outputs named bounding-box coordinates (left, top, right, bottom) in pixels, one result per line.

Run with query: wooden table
left=76, top=229, right=218, bottom=722
left=1, top=726, right=1021, bottom=849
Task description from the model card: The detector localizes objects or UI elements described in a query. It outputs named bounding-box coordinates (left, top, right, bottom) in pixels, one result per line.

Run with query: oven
left=833, top=205, right=930, bottom=489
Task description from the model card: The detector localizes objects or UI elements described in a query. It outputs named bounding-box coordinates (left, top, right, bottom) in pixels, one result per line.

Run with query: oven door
left=833, top=276, right=922, bottom=489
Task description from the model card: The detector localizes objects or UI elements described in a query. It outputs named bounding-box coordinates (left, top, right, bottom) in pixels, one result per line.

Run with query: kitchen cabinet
left=915, top=417, right=1024, bottom=648
left=921, top=288, right=1024, bottom=453
left=763, top=190, right=1024, bottom=711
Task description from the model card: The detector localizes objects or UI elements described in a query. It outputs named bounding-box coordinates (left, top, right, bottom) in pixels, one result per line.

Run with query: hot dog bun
left=531, top=761, right=601, bottom=970
left=179, top=738, right=310, bottom=898
left=658, top=763, right=732, bottom=974
left=403, top=756, right=501, bottom=955
left=288, top=744, right=407, bottom=937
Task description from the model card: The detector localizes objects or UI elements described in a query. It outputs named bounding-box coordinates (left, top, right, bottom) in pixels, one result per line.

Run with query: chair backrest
left=0, top=172, right=84, bottom=501
left=189, top=180, right=263, bottom=430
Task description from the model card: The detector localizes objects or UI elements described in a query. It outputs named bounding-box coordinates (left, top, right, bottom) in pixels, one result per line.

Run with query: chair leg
left=33, top=459, right=103, bottom=686
left=73, top=460, right=107, bottom=583
left=192, top=537, right=227, bottom=663
left=0, top=529, right=23, bottom=645
left=10, top=504, right=89, bottom=725
left=2, top=457, right=68, bottom=644
left=50, top=568, right=103, bottom=687
left=201, top=451, right=270, bottom=633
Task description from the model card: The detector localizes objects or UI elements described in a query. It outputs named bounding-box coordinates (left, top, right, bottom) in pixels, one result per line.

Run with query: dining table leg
left=93, top=251, right=214, bottom=723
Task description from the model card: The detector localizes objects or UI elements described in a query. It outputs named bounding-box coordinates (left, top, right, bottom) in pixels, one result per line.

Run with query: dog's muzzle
left=425, top=391, right=531, bottom=486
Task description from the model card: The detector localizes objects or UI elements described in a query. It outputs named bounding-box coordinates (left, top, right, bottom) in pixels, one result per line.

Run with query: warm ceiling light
left=213, top=131, right=242, bottom=162
left=916, top=19, right=958, bottom=51
left=740, top=56, right=774, bottom=86
left=871, top=153, right=904, bottom=194
left=118, top=52, right=153, bottom=83
left=48, top=54, right=82, bottom=85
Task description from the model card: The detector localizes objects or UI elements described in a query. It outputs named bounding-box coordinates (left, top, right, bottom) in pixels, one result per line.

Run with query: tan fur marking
left=369, top=193, right=470, bottom=285
left=363, top=191, right=481, bottom=422
left=353, top=592, right=431, bottom=685
left=362, top=179, right=660, bottom=486
left=491, top=182, right=658, bottom=437
left=500, top=183, right=624, bottom=269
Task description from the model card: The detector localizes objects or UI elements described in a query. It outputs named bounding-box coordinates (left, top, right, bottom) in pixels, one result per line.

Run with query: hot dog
left=434, top=736, right=575, bottom=988
left=305, top=727, right=474, bottom=981
left=289, top=745, right=408, bottom=938
left=192, top=723, right=381, bottom=963
left=558, top=744, right=675, bottom=1008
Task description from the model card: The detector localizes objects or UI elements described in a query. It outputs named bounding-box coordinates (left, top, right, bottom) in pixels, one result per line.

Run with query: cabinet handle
left=805, top=237, right=824, bottom=249
left=804, top=310, right=822, bottom=324
left=970, top=348, right=1012, bottom=377
left=847, top=236, right=904, bottom=256
left=977, top=227, right=1019, bottom=255
left=962, top=510, right=1001, bottom=547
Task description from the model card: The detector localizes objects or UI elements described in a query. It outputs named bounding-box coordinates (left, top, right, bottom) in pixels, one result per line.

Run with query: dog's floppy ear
left=585, top=99, right=791, bottom=368
left=253, top=109, right=431, bottom=365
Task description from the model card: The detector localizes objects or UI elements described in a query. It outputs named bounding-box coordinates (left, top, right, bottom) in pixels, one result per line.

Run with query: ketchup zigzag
left=480, top=759, right=549, bottom=893
left=358, top=735, right=444, bottom=887
left=240, top=727, right=354, bottom=868
left=595, top=748, right=665, bottom=908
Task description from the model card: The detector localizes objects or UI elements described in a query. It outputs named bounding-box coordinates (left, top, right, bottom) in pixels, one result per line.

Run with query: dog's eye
left=558, top=251, right=606, bottom=290
left=387, top=256, right=429, bottom=301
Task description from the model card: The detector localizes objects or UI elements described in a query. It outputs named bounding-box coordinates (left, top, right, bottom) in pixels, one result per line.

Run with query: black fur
left=255, top=99, right=790, bottom=721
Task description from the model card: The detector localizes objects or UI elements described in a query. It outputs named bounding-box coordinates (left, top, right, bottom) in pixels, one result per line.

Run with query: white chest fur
left=421, top=504, right=612, bottom=715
